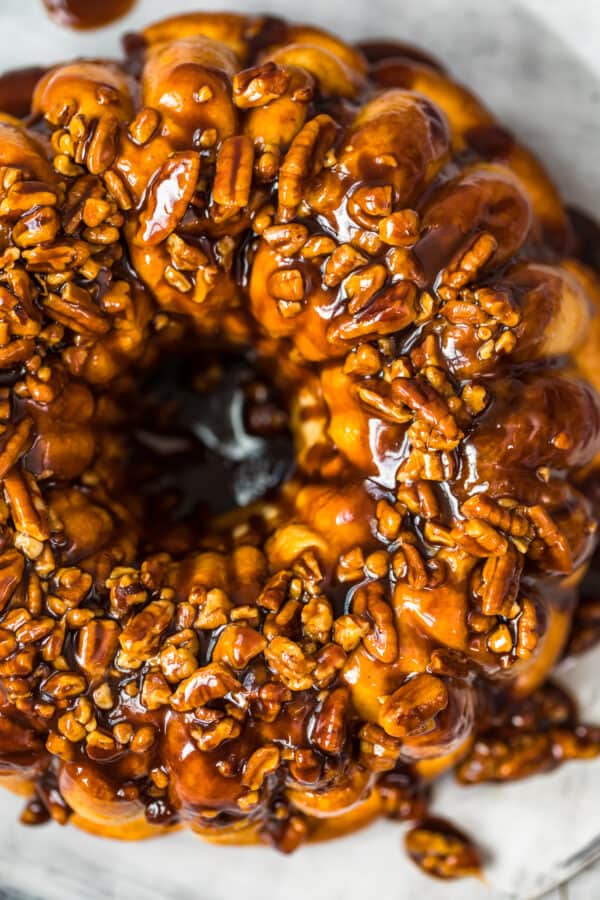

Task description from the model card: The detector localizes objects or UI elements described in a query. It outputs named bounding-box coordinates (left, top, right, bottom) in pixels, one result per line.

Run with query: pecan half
left=138, top=153, right=200, bottom=245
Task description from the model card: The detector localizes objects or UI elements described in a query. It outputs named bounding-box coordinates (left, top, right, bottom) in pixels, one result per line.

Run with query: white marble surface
left=0, top=1, right=599, bottom=898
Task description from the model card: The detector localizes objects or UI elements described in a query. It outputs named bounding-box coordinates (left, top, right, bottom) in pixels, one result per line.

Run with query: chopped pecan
left=439, top=297, right=488, bottom=325
left=312, top=643, right=347, bottom=688
left=352, top=581, right=398, bottom=663
left=46, top=731, right=75, bottom=763
left=461, top=495, right=530, bottom=538
left=332, top=614, right=370, bottom=652
left=43, top=671, right=87, bottom=700
left=392, top=541, right=428, bottom=590
left=13, top=206, right=60, bottom=247
left=4, top=468, right=49, bottom=544
left=119, top=599, right=175, bottom=660
left=191, top=716, right=241, bottom=751
left=141, top=670, right=172, bottom=710
left=0, top=416, right=33, bottom=488
left=478, top=545, right=523, bottom=617
left=474, top=285, right=521, bottom=326
left=213, top=135, right=254, bottom=208
left=212, top=624, right=267, bottom=670
left=515, top=598, right=538, bottom=659
left=0, top=648, right=36, bottom=676
left=301, top=595, right=333, bottom=643
left=454, top=518, right=509, bottom=558
left=289, top=747, right=322, bottom=784
left=170, top=663, right=242, bottom=711
left=128, top=107, right=161, bottom=146
left=0, top=627, right=17, bottom=659
left=301, top=234, right=336, bottom=258
left=264, top=636, right=316, bottom=690
left=103, top=169, right=132, bottom=210
left=378, top=209, right=420, bottom=247
left=262, top=223, right=308, bottom=256
left=427, top=648, right=471, bottom=679
left=329, top=281, right=418, bottom=342
left=242, top=744, right=281, bottom=789
left=54, top=567, right=92, bottom=606
left=487, top=623, right=513, bottom=654
left=359, top=722, right=402, bottom=772
left=86, top=114, right=120, bottom=175
left=86, top=729, right=117, bottom=759
left=440, top=232, right=498, bottom=292
left=350, top=184, right=393, bottom=222
left=354, top=383, right=412, bottom=425
left=15, top=617, right=54, bottom=645
left=44, top=282, right=109, bottom=335
left=129, top=725, right=157, bottom=753
left=528, top=505, right=572, bottom=573
left=323, top=244, right=368, bottom=288
left=268, top=267, right=305, bottom=302
left=264, top=597, right=302, bottom=641
left=92, top=682, right=114, bottom=710
left=253, top=681, right=292, bottom=722
left=456, top=732, right=554, bottom=783
left=23, top=239, right=90, bottom=272
left=41, top=618, right=65, bottom=663
left=257, top=571, right=292, bottom=613
left=159, top=638, right=198, bottom=683
left=278, top=114, right=336, bottom=220
left=375, top=499, right=403, bottom=542
left=311, top=686, right=349, bottom=755
left=461, top=383, right=488, bottom=414
left=0, top=548, right=25, bottom=611
left=192, top=586, right=232, bottom=629
left=166, top=233, right=208, bottom=271
left=392, top=376, right=460, bottom=442
left=106, top=568, right=147, bottom=617
left=233, top=62, right=290, bottom=108
left=75, top=619, right=120, bottom=678
left=379, top=674, right=448, bottom=738
left=261, top=810, right=308, bottom=854
left=345, top=263, right=388, bottom=314
left=57, top=711, right=87, bottom=743
left=344, top=344, right=382, bottom=377
left=0, top=180, right=58, bottom=216
left=405, top=818, right=482, bottom=880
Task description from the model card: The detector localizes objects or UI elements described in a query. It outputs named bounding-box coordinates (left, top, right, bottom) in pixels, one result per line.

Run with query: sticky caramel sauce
left=0, top=66, right=47, bottom=118
left=43, top=0, right=136, bottom=30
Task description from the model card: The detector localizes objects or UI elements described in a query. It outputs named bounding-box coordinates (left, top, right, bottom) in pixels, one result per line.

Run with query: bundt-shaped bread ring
left=1, top=11, right=600, bottom=871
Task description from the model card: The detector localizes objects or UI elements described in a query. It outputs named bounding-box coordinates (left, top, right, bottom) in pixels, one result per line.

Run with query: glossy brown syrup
left=0, top=66, right=48, bottom=118
left=43, top=0, right=136, bottom=29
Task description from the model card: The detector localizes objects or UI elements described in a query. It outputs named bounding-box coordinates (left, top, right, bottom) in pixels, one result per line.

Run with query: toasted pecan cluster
left=1, top=10, right=600, bottom=875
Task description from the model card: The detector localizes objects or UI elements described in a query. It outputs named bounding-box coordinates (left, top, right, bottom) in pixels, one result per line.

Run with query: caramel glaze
left=0, top=67, right=48, bottom=119
left=42, top=0, right=137, bottom=30
left=0, top=11, right=600, bottom=871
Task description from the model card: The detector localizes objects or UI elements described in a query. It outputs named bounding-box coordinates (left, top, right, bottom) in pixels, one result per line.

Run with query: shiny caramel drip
left=42, top=0, right=137, bottom=30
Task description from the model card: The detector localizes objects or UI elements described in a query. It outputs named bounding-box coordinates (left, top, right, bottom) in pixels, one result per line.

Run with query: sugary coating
left=1, top=11, right=600, bottom=866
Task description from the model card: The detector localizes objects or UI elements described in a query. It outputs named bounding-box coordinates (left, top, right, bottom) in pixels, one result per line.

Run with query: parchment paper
left=0, top=1, right=599, bottom=898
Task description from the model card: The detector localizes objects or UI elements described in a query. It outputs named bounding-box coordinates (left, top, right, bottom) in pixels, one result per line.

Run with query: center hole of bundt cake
left=131, top=351, right=294, bottom=546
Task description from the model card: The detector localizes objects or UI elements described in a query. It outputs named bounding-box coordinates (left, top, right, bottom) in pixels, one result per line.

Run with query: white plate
left=0, top=2, right=599, bottom=898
